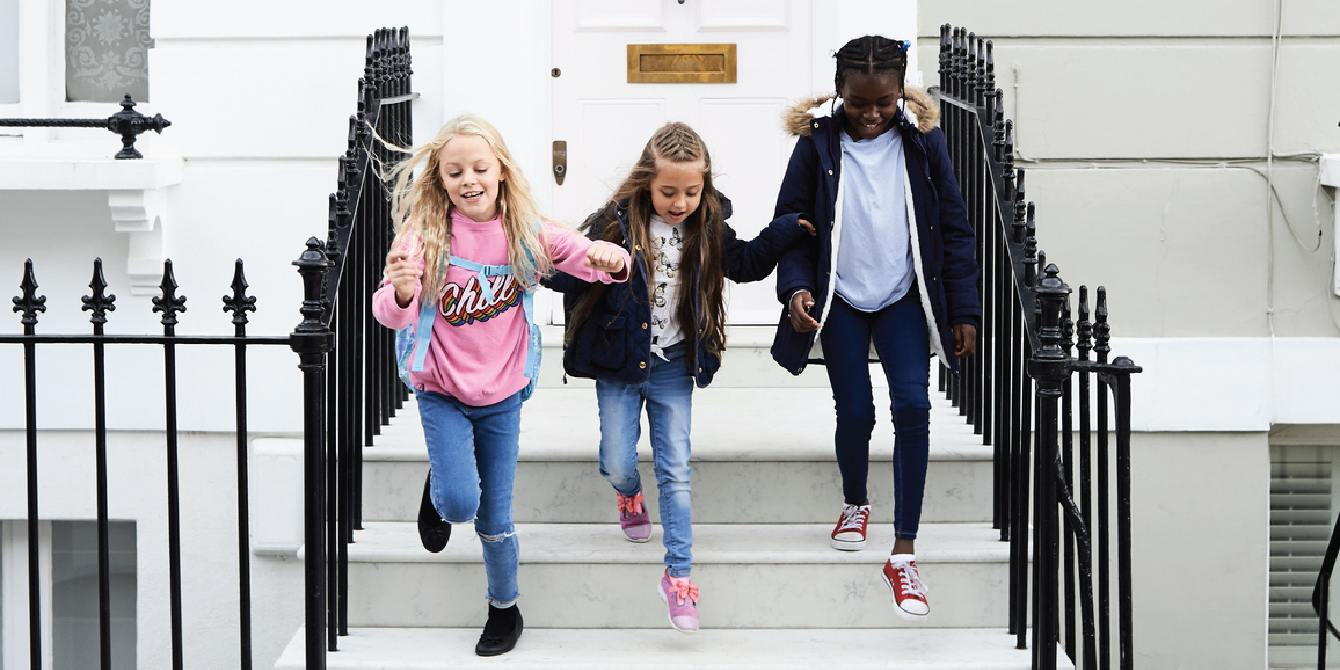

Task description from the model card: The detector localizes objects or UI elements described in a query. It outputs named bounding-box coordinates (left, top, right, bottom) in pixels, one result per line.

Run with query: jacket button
left=813, top=122, right=819, bottom=128
left=634, top=244, right=641, bottom=251
left=642, top=322, right=648, bottom=329
left=932, top=277, right=938, bottom=281
left=639, top=361, right=647, bottom=369
left=828, top=169, right=833, bottom=176
left=698, top=367, right=703, bottom=373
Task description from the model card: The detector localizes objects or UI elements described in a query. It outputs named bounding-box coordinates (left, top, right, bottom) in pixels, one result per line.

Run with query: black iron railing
left=1313, top=489, right=1340, bottom=665
left=2, top=27, right=411, bottom=670
left=298, top=26, right=416, bottom=668
left=0, top=95, right=171, bottom=159
left=935, top=24, right=1142, bottom=670
left=6, top=257, right=293, bottom=670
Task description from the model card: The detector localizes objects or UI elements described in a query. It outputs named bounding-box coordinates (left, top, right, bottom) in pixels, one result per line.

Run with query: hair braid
left=834, top=35, right=909, bottom=93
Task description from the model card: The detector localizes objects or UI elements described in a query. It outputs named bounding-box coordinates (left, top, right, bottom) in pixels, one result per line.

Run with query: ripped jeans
left=418, top=389, right=522, bottom=607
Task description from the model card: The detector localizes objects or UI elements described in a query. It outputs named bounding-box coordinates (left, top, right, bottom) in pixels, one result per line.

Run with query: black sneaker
left=474, top=604, right=523, bottom=656
left=417, top=474, right=450, bottom=553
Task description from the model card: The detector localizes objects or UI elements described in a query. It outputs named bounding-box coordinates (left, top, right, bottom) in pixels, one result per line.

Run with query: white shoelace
left=838, top=505, right=868, bottom=532
left=891, top=560, right=928, bottom=598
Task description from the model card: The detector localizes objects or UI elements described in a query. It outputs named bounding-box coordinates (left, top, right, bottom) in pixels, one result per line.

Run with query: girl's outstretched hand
left=953, top=323, right=978, bottom=358
left=583, top=242, right=626, bottom=274
left=798, top=217, right=816, bottom=235
left=789, top=291, right=819, bottom=332
left=385, top=248, right=420, bottom=308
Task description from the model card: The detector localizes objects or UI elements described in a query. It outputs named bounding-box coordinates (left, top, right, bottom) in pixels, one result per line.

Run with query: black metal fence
left=935, top=24, right=1142, bottom=670
left=2, top=27, right=411, bottom=670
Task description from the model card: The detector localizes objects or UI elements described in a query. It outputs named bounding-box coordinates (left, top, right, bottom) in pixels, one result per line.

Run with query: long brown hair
left=568, top=122, right=727, bottom=368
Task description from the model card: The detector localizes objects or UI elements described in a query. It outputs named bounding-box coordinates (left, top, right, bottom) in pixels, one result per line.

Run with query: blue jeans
left=418, top=390, right=522, bottom=606
left=596, top=341, right=694, bottom=577
left=821, top=291, right=931, bottom=541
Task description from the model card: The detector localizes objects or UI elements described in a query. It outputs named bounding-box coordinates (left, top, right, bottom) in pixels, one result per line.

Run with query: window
left=1270, top=442, right=1340, bottom=668
left=64, top=0, right=150, bottom=103
left=0, top=0, right=17, bottom=103
left=0, top=521, right=137, bottom=670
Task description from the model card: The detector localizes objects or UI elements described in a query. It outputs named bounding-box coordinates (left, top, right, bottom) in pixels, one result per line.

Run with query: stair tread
left=348, top=521, right=1012, bottom=565
left=276, top=627, right=1068, bottom=669
left=368, top=390, right=993, bottom=462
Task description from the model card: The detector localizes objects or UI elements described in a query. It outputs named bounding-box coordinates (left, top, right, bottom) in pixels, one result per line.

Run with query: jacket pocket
left=591, top=314, right=627, bottom=368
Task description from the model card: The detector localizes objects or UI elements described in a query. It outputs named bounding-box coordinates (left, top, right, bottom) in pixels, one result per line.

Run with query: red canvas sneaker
left=830, top=503, right=870, bottom=550
left=881, top=554, right=930, bottom=621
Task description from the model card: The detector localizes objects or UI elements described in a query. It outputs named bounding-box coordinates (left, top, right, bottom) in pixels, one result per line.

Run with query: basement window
left=1270, top=437, right=1340, bottom=668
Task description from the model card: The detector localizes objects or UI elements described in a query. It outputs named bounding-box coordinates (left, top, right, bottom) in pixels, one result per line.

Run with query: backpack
left=394, top=226, right=543, bottom=402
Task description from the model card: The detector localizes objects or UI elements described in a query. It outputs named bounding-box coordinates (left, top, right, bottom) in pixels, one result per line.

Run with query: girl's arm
left=774, top=136, right=821, bottom=303
left=541, top=205, right=617, bottom=294
left=372, top=239, right=425, bottom=330
left=543, top=222, right=630, bottom=284
left=926, top=128, right=981, bottom=326
left=720, top=212, right=808, bottom=284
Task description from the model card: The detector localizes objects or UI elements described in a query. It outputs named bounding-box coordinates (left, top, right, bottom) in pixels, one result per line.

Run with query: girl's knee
left=433, top=489, right=479, bottom=524
left=835, top=404, right=877, bottom=435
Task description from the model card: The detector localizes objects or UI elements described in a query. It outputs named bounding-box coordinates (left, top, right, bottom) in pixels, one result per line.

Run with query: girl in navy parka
left=546, top=122, right=809, bottom=633
left=771, top=36, right=981, bottom=622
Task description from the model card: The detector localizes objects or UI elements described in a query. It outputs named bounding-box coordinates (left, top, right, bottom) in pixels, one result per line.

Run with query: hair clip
left=899, top=40, right=911, bottom=53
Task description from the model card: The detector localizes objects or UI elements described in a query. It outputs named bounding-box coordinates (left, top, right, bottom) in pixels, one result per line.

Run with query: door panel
left=553, top=0, right=812, bottom=324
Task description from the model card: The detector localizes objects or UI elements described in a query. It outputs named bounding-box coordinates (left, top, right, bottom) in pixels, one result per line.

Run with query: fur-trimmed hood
left=784, top=86, right=938, bottom=137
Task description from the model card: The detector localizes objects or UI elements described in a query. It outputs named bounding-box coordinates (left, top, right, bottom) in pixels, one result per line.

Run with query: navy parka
left=771, top=95, right=981, bottom=375
left=545, top=195, right=805, bottom=388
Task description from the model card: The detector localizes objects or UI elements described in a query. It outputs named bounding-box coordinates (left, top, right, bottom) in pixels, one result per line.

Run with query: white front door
left=549, top=0, right=814, bottom=325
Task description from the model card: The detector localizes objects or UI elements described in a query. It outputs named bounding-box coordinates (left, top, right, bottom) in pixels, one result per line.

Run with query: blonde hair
left=384, top=113, right=553, bottom=301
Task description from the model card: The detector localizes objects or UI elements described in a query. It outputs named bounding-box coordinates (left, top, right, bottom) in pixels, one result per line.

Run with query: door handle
left=552, top=140, right=567, bottom=185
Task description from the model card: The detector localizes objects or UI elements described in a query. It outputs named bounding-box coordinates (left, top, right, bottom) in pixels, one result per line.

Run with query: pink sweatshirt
left=373, top=211, right=629, bottom=406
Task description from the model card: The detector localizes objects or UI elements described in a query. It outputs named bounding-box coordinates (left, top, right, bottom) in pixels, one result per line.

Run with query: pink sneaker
left=617, top=490, right=651, bottom=542
left=881, top=554, right=930, bottom=621
left=656, top=570, right=700, bottom=633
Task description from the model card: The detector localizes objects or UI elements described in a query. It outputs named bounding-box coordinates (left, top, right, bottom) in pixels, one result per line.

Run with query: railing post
left=1028, top=263, right=1070, bottom=670
left=13, top=259, right=45, bottom=670
left=292, top=238, right=334, bottom=669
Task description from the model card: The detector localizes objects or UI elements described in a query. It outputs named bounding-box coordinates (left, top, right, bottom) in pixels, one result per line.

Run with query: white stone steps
left=275, top=627, right=1071, bottom=669
left=362, top=390, right=995, bottom=525
left=345, top=522, right=1017, bottom=629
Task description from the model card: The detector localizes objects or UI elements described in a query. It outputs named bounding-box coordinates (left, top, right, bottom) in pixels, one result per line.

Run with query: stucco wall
left=919, top=3, right=1340, bottom=339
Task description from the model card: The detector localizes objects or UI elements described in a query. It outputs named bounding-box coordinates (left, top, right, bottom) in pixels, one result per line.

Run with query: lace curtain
left=65, top=0, right=151, bottom=103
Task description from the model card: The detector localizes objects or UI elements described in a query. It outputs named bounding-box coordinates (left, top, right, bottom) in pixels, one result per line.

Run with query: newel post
left=291, top=238, right=334, bottom=668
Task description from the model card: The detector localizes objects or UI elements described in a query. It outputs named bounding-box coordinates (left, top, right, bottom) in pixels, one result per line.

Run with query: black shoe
left=475, top=604, right=523, bottom=657
left=417, top=474, right=450, bottom=553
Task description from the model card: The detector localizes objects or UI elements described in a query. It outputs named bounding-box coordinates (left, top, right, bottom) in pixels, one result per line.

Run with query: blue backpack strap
left=448, top=255, right=512, bottom=303
left=410, top=299, right=437, bottom=373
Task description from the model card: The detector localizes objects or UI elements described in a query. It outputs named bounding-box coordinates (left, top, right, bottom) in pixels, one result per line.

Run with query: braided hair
left=568, top=122, right=728, bottom=369
left=834, top=35, right=909, bottom=94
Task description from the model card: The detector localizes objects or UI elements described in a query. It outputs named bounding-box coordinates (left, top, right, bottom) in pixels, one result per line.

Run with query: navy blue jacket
left=545, top=195, right=805, bottom=388
left=771, top=93, right=981, bottom=375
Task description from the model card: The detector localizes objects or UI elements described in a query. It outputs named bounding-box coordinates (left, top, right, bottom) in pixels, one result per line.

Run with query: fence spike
left=1011, top=168, right=1026, bottom=242
left=1062, top=295, right=1074, bottom=356
left=402, top=27, right=413, bottom=77
left=151, top=260, right=188, bottom=327
left=1077, top=286, right=1092, bottom=360
left=222, top=259, right=258, bottom=326
left=985, top=41, right=996, bottom=94
left=1094, top=287, right=1110, bottom=363
left=1025, top=203, right=1038, bottom=279
left=939, top=25, right=951, bottom=85
left=13, top=259, right=47, bottom=327
left=976, top=37, right=987, bottom=106
left=81, top=258, right=117, bottom=325
left=966, top=33, right=977, bottom=101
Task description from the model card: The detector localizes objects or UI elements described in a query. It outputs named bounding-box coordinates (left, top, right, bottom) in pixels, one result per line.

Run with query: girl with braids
left=546, top=121, right=811, bottom=633
left=771, top=35, right=981, bottom=621
left=373, top=114, right=630, bottom=656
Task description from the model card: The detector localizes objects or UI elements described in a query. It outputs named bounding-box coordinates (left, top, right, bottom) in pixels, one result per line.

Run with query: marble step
left=363, top=388, right=994, bottom=525
left=345, top=521, right=1016, bottom=629
left=275, top=627, right=1072, bottom=669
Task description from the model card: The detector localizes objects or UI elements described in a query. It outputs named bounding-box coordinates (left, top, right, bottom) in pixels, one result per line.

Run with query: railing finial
left=1094, top=286, right=1110, bottom=364
left=976, top=36, right=987, bottom=106
left=81, top=258, right=117, bottom=325
left=985, top=41, right=996, bottom=97
left=1011, top=167, right=1026, bottom=243
left=939, top=25, right=952, bottom=85
left=13, top=259, right=47, bottom=329
left=152, top=260, right=188, bottom=328
left=966, top=33, right=978, bottom=102
left=222, top=259, right=257, bottom=327
left=1077, top=285, right=1092, bottom=361
left=1062, top=295, right=1074, bottom=357
left=1025, top=203, right=1039, bottom=284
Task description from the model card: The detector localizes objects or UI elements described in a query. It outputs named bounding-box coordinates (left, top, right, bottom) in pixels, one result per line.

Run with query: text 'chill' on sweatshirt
left=373, top=210, right=629, bottom=406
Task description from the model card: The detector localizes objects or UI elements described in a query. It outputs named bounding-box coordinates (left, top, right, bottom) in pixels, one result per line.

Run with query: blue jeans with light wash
left=418, top=389, right=522, bottom=607
left=596, top=341, right=694, bottom=578
left=821, top=290, right=932, bottom=541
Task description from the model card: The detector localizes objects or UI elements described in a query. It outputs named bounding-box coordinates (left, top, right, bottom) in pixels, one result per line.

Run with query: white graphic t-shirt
left=648, top=213, right=684, bottom=360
